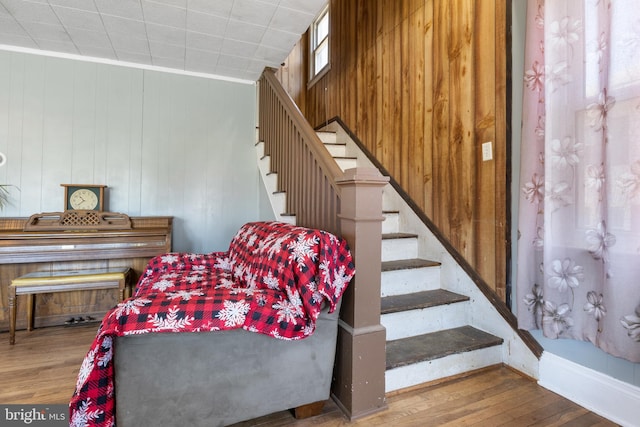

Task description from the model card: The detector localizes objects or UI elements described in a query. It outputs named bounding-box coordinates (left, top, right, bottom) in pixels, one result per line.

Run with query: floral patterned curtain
left=516, top=0, right=640, bottom=362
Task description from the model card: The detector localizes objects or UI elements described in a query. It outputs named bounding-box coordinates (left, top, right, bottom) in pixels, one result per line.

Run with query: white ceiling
left=0, top=0, right=326, bottom=82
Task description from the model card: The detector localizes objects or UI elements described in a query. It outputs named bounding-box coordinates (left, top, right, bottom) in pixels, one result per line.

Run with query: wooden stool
left=8, top=267, right=131, bottom=345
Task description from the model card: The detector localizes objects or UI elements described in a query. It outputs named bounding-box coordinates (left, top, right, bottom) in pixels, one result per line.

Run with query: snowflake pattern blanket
left=69, top=221, right=355, bottom=427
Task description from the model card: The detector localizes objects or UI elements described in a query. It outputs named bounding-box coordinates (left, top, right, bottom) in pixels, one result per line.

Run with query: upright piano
left=0, top=216, right=172, bottom=332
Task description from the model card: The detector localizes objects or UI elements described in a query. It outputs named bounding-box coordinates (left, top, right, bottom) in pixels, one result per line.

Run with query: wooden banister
left=257, top=69, right=389, bottom=420
left=258, top=69, right=344, bottom=234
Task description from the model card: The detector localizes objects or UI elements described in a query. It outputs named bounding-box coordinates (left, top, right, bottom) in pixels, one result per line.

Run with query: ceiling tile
left=48, top=0, right=98, bottom=12
left=253, top=45, right=289, bottom=66
left=52, top=6, right=104, bottom=32
left=152, top=55, right=184, bottom=70
left=270, top=7, right=315, bottom=35
left=185, top=47, right=218, bottom=71
left=77, top=44, right=116, bottom=59
left=185, top=31, right=223, bottom=53
left=224, top=20, right=265, bottom=44
left=101, top=15, right=147, bottom=39
left=149, top=40, right=184, bottom=60
left=141, top=0, right=185, bottom=28
left=115, top=49, right=152, bottom=65
left=94, top=0, right=144, bottom=21
left=279, top=0, right=327, bottom=16
left=0, top=15, right=30, bottom=37
left=230, top=0, right=276, bottom=27
left=145, top=22, right=185, bottom=45
left=1, top=0, right=60, bottom=24
left=261, top=27, right=297, bottom=50
left=0, top=2, right=11, bottom=17
left=186, top=10, right=227, bottom=37
left=20, top=21, right=71, bottom=42
left=109, top=33, right=149, bottom=55
left=0, top=33, right=37, bottom=49
left=221, top=38, right=257, bottom=58
left=0, top=0, right=321, bottom=82
left=148, top=0, right=186, bottom=9
left=217, top=53, right=250, bottom=70
left=34, top=38, right=78, bottom=54
left=187, top=0, right=233, bottom=19
left=65, top=27, right=111, bottom=48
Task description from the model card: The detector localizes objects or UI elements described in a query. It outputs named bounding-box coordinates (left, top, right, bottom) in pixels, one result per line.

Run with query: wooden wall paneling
left=355, top=0, right=369, bottom=148
left=495, top=0, right=509, bottom=297
left=380, top=5, right=393, bottom=173
left=449, top=0, right=476, bottom=263
left=400, top=7, right=410, bottom=189
left=392, top=12, right=402, bottom=181
left=278, top=0, right=509, bottom=298
left=432, top=0, right=451, bottom=238
left=373, top=0, right=383, bottom=159
left=474, top=0, right=498, bottom=292
left=408, top=6, right=425, bottom=208
left=422, top=1, right=434, bottom=219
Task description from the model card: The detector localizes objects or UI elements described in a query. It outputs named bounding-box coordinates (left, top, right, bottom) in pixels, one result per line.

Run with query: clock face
left=69, top=189, right=99, bottom=210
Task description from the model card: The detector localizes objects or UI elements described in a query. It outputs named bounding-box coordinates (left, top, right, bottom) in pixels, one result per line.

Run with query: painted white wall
left=0, top=50, right=262, bottom=253
left=511, top=0, right=640, bottom=389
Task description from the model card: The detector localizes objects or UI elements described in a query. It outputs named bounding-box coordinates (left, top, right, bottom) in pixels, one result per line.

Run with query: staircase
left=256, top=123, right=538, bottom=394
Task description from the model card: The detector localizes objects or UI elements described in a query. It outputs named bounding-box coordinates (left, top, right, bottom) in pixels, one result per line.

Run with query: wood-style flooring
left=0, top=324, right=617, bottom=426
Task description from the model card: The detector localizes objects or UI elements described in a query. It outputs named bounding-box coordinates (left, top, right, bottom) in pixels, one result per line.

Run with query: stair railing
left=258, top=68, right=344, bottom=234
left=257, top=68, right=389, bottom=420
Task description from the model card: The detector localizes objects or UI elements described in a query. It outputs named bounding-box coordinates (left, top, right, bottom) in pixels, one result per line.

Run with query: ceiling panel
left=0, top=0, right=327, bottom=82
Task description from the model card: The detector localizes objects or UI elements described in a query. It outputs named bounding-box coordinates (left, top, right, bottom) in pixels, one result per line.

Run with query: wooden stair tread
left=382, top=232, right=417, bottom=240
left=381, top=289, right=468, bottom=314
left=382, top=258, right=440, bottom=272
left=386, top=326, right=503, bottom=370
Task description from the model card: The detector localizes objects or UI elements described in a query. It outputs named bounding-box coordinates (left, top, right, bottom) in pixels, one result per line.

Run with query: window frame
left=308, top=5, right=330, bottom=88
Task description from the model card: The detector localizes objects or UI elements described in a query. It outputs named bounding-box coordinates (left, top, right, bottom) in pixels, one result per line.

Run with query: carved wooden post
left=333, top=167, right=389, bottom=420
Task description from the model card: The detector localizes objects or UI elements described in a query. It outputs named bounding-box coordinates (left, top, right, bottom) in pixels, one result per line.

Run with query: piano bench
left=8, top=267, right=132, bottom=345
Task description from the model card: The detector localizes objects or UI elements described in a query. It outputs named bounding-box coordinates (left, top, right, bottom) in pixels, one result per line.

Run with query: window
left=310, top=5, right=329, bottom=83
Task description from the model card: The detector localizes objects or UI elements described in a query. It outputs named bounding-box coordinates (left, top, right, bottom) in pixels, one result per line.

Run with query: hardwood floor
left=0, top=325, right=617, bottom=426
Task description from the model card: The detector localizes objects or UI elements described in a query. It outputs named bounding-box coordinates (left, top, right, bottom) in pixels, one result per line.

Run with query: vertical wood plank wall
left=277, top=0, right=509, bottom=298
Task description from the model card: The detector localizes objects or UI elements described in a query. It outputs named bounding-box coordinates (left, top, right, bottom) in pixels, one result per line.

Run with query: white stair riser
left=382, top=212, right=399, bottom=234
left=336, top=158, right=357, bottom=171
left=382, top=237, right=418, bottom=262
left=270, top=192, right=286, bottom=215
left=324, top=144, right=347, bottom=157
left=382, top=302, right=470, bottom=341
left=381, top=266, right=441, bottom=296
left=385, top=346, right=503, bottom=393
left=316, top=132, right=337, bottom=144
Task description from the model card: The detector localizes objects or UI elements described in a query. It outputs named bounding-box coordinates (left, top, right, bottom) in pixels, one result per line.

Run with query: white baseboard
left=538, top=352, right=640, bottom=427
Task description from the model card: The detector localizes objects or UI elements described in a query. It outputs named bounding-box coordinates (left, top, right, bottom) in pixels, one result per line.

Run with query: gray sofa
left=69, top=221, right=354, bottom=426
left=114, top=300, right=341, bottom=427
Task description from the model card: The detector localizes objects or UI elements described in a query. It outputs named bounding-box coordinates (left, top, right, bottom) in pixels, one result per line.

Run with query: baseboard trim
left=538, top=352, right=640, bottom=427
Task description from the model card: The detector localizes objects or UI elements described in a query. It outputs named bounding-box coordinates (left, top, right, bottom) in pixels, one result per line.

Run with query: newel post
left=333, top=167, right=389, bottom=420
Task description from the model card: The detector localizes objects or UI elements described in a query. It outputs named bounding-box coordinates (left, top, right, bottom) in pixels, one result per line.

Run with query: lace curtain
left=516, top=0, right=640, bottom=362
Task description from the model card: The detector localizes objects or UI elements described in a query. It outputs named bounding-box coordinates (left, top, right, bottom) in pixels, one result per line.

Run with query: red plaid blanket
left=69, top=222, right=354, bottom=427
